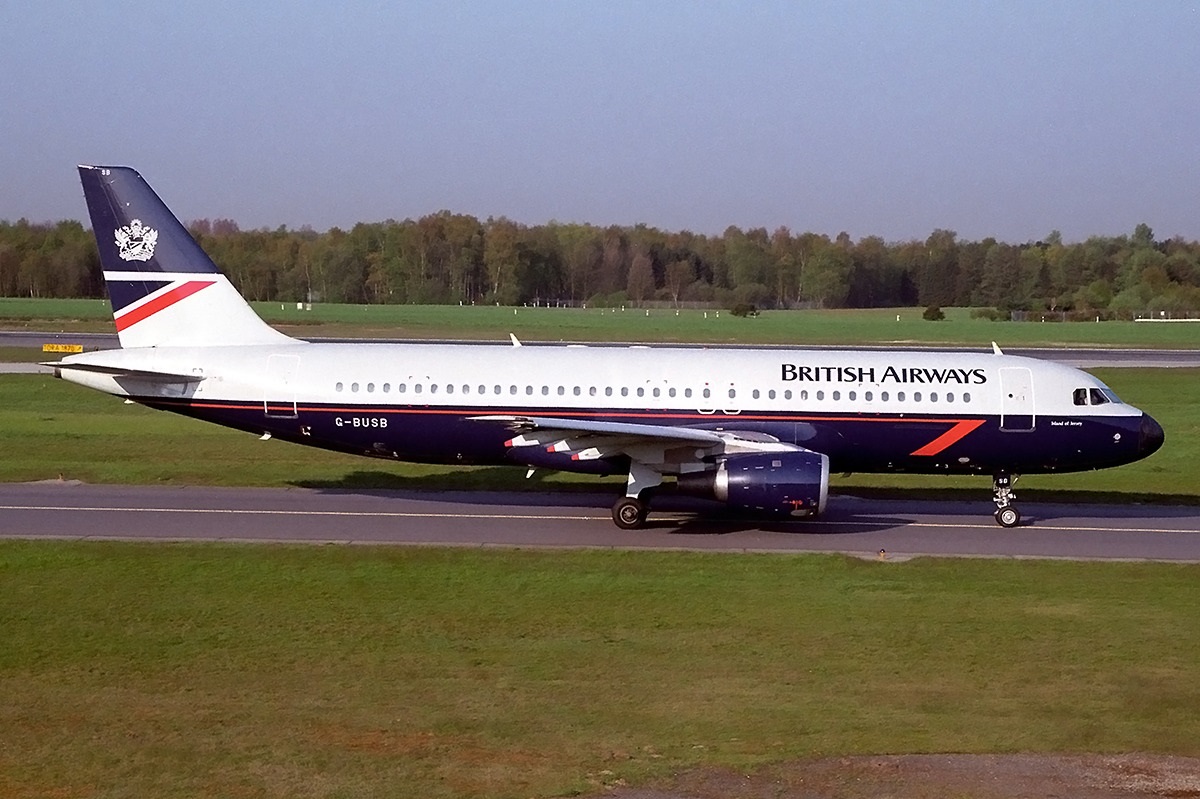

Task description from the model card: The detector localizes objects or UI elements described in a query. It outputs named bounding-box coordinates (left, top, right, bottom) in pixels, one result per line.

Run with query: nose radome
left=1139, top=414, right=1165, bottom=458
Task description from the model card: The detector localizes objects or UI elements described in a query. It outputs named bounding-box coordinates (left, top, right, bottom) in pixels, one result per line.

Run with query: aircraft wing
left=469, top=414, right=804, bottom=465
left=43, top=362, right=205, bottom=384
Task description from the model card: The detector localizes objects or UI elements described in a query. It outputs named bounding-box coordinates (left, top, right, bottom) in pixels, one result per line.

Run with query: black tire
left=995, top=507, right=1021, bottom=528
left=613, top=497, right=647, bottom=530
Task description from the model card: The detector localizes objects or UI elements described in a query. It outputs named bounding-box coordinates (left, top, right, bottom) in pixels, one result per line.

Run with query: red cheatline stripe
left=114, top=280, right=217, bottom=332
left=910, top=419, right=985, bottom=456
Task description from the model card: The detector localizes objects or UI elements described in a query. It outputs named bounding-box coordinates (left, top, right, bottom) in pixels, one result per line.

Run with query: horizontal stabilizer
left=44, top=361, right=204, bottom=384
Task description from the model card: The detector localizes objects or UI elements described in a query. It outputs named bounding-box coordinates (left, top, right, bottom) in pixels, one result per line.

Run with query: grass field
left=3, top=297, right=1200, bottom=347
left=0, top=368, right=1194, bottom=501
left=1, top=544, right=1198, bottom=798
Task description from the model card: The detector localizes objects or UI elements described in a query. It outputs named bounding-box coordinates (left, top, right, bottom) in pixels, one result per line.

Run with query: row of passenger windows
left=333, top=381, right=971, bottom=404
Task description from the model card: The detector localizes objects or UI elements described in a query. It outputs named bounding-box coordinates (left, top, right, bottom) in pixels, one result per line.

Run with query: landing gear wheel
left=613, top=497, right=648, bottom=530
left=995, top=506, right=1021, bottom=528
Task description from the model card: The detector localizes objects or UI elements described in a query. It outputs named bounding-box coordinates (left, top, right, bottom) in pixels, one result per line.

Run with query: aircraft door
left=999, top=367, right=1034, bottom=431
left=264, top=354, right=300, bottom=418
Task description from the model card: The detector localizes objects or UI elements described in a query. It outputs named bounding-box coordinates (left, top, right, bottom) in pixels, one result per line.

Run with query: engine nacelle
left=677, top=451, right=830, bottom=518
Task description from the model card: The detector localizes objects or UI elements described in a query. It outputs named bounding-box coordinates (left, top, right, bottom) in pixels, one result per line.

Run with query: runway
left=2, top=482, right=1198, bottom=562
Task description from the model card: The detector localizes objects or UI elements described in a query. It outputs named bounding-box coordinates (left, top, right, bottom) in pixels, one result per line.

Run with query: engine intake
left=677, top=451, right=829, bottom=517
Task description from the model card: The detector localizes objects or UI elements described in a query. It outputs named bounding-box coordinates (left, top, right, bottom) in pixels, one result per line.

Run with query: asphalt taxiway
left=2, top=483, right=1198, bottom=562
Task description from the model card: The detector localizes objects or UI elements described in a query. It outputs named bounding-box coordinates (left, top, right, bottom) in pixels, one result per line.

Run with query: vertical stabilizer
left=77, top=165, right=293, bottom=348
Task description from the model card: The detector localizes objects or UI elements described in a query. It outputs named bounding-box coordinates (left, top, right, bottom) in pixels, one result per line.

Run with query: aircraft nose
left=1138, top=413, right=1165, bottom=458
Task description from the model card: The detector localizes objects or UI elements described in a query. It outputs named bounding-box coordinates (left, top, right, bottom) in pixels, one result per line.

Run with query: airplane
left=46, top=165, right=1165, bottom=530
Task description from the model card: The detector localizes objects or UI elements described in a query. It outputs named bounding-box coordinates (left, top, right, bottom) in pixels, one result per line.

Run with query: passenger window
left=335, top=382, right=344, bottom=392
left=832, top=391, right=840, bottom=401
left=702, top=388, right=711, bottom=399
left=800, top=390, right=807, bottom=400
left=865, top=391, right=872, bottom=401
left=446, top=384, right=453, bottom=394
left=1073, top=388, right=1089, bottom=406
left=784, top=390, right=792, bottom=400
left=881, top=391, right=888, bottom=401
left=1090, top=388, right=1109, bottom=405
left=768, top=389, right=776, bottom=400
left=930, top=392, right=938, bottom=403
left=525, top=385, right=533, bottom=395
left=414, top=384, right=421, bottom=394
left=946, top=393, right=954, bottom=403
left=558, top=386, right=566, bottom=396
left=849, top=391, right=856, bottom=401
left=383, top=383, right=390, bottom=393
left=605, top=387, right=613, bottom=397
left=728, top=389, right=736, bottom=399
left=898, top=391, right=905, bottom=402
left=652, top=388, right=660, bottom=398
left=668, top=387, right=676, bottom=398
left=636, top=387, right=644, bottom=397
left=816, top=390, right=824, bottom=400
left=430, top=384, right=438, bottom=394
left=914, top=392, right=922, bottom=402
left=573, top=386, right=581, bottom=396
left=589, top=386, right=597, bottom=396
left=351, top=382, right=360, bottom=392
left=752, top=389, right=760, bottom=399
left=621, top=387, right=629, bottom=397
left=963, top=392, right=970, bottom=403
left=398, top=383, right=406, bottom=394
left=541, top=386, right=549, bottom=396
left=684, top=388, right=693, bottom=398
left=509, top=385, right=517, bottom=395
left=367, top=383, right=375, bottom=393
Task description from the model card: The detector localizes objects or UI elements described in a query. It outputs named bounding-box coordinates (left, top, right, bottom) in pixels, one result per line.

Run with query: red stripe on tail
left=114, top=280, right=216, bottom=332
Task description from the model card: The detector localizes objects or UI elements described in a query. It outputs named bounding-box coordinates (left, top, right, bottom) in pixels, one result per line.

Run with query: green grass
left=0, top=346, right=48, bottom=362
left=1, top=543, right=1197, bottom=798
left=0, top=369, right=1194, bottom=500
left=3, top=297, right=1200, bottom=346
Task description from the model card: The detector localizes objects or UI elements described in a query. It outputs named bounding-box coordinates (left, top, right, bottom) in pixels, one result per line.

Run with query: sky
left=2, top=1, right=1199, bottom=243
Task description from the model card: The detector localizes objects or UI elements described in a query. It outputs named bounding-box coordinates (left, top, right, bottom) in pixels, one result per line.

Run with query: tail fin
left=77, top=165, right=293, bottom=348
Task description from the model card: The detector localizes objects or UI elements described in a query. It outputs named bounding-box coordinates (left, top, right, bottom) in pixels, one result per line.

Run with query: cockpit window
left=1075, top=387, right=1120, bottom=406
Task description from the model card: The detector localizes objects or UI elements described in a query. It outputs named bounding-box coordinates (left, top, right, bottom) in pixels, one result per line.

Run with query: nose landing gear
left=993, top=472, right=1021, bottom=527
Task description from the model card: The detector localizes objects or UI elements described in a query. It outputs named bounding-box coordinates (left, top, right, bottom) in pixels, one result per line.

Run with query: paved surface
left=2, top=483, right=1198, bottom=561
left=3, top=329, right=1199, bottom=368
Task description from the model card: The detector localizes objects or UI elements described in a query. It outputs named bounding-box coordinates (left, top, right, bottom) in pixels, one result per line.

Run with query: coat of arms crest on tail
left=115, top=219, right=158, bottom=262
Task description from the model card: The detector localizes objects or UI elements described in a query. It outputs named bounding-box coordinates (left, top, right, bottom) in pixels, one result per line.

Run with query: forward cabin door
left=999, top=367, right=1034, bottom=431
left=264, top=354, right=300, bottom=419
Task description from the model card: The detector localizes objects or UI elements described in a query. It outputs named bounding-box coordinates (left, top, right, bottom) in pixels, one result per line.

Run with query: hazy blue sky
left=3, top=1, right=1198, bottom=242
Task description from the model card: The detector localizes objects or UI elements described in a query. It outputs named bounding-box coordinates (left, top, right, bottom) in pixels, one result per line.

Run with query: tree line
left=2, top=216, right=1198, bottom=315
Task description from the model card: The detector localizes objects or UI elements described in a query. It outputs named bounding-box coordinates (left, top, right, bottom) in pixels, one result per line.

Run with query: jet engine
left=677, top=450, right=829, bottom=518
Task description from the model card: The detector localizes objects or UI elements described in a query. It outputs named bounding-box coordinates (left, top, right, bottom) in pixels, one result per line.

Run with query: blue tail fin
left=77, top=165, right=292, bottom=348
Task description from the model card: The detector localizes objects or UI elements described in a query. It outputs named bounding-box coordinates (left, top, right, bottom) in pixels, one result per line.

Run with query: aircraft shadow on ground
left=288, top=471, right=951, bottom=535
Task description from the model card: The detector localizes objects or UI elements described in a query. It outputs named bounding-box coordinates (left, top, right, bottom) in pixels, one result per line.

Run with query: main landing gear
left=993, top=472, right=1021, bottom=528
left=612, top=462, right=661, bottom=530
left=613, top=496, right=648, bottom=529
